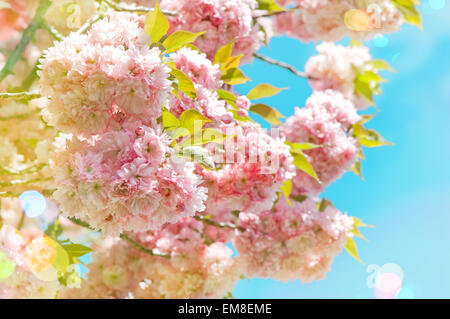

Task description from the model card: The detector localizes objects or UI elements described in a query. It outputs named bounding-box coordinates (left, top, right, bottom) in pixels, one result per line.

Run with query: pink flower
left=282, top=90, right=360, bottom=196
left=233, top=198, right=353, bottom=282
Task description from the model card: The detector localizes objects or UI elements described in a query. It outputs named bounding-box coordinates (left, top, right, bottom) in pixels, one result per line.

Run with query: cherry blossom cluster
left=161, top=0, right=265, bottom=62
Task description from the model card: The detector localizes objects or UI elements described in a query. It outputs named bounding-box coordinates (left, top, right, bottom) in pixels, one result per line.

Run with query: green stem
left=0, top=91, right=41, bottom=100
left=0, top=0, right=52, bottom=82
left=76, top=14, right=103, bottom=34
left=42, top=22, right=65, bottom=41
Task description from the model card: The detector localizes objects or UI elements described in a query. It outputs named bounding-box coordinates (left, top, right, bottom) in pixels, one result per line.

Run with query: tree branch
left=67, top=216, right=170, bottom=258
left=194, top=215, right=244, bottom=232
left=0, top=0, right=52, bottom=82
left=76, top=14, right=103, bottom=34
left=41, top=22, right=65, bottom=41
left=99, top=0, right=177, bottom=16
left=253, top=53, right=312, bottom=79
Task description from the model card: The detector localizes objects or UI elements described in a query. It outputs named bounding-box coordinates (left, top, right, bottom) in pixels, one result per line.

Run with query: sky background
left=232, top=1, right=450, bottom=299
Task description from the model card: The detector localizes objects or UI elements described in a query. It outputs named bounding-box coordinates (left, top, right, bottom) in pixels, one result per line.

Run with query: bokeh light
left=344, top=9, right=369, bottom=31
left=19, top=190, right=46, bottom=218
left=372, top=34, right=389, bottom=47
left=429, top=0, right=446, bottom=10
left=374, top=272, right=402, bottom=299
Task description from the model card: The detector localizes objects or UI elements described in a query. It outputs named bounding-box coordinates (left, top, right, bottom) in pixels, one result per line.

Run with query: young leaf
left=247, top=83, right=287, bottom=100
left=170, top=67, right=196, bottom=99
left=221, top=68, right=250, bottom=85
left=179, top=109, right=212, bottom=133
left=214, top=40, right=234, bottom=65
left=366, top=59, right=395, bottom=72
left=217, top=89, right=237, bottom=108
left=163, top=31, right=205, bottom=54
left=222, top=55, right=243, bottom=72
left=344, top=237, right=363, bottom=264
left=291, top=151, right=320, bottom=182
left=256, top=0, right=285, bottom=14
left=280, top=179, right=292, bottom=206
left=63, top=244, right=92, bottom=259
left=249, top=103, right=285, bottom=125
left=144, top=1, right=169, bottom=43
left=180, top=146, right=215, bottom=169
left=45, top=218, right=62, bottom=240
left=162, top=110, right=180, bottom=129
left=391, top=0, right=422, bottom=29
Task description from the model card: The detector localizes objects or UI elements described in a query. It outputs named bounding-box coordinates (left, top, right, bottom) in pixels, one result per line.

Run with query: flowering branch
left=194, top=215, right=245, bottom=232
left=67, top=217, right=170, bottom=258
left=0, top=0, right=52, bottom=81
left=99, top=0, right=177, bottom=16
left=253, top=53, right=311, bottom=79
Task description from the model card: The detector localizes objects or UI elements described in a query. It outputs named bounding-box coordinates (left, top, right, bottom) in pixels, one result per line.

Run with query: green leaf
left=256, top=0, right=285, bottom=14
left=280, top=179, right=292, bottom=206
left=180, top=146, right=215, bottom=169
left=217, top=89, right=237, bottom=107
left=247, top=83, right=287, bottom=100
left=222, top=55, right=243, bottom=72
left=45, top=218, right=62, bottom=240
left=354, top=78, right=374, bottom=104
left=179, top=128, right=231, bottom=147
left=162, top=110, right=180, bottom=129
left=163, top=31, right=205, bottom=54
left=317, top=198, right=333, bottom=212
left=286, top=141, right=322, bottom=152
left=291, top=151, right=320, bottom=182
left=62, top=244, right=92, bottom=259
left=171, top=127, right=191, bottom=140
left=144, top=1, right=170, bottom=43
left=291, top=195, right=307, bottom=203
left=344, top=237, right=363, bottom=264
left=391, top=0, right=422, bottom=29
left=170, top=67, right=197, bottom=99
left=221, top=68, right=250, bottom=85
left=366, top=59, right=395, bottom=72
left=352, top=124, right=393, bottom=148
left=53, top=240, right=70, bottom=273
left=214, top=40, right=234, bottom=65
left=249, top=103, right=284, bottom=125
left=358, top=71, right=387, bottom=83
left=179, top=109, right=212, bottom=133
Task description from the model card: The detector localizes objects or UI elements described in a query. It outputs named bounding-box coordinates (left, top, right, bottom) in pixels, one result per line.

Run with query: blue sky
left=233, top=1, right=450, bottom=298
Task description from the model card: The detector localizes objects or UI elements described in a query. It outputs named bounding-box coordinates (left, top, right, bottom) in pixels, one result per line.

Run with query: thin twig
left=42, top=22, right=65, bottom=41
left=67, top=216, right=170, bottom=258
left=0, top=91, right=41, bottom=100
left=254, top=5, right=300, bottom=18
left=0, top=0, right=52, bottom=81
left=254, top=53, right=312, bottom=79
left=76, top=14, right=103, bottom=34
left=100, top=0, right=177, bottom=16
left=194, top=215, right=244, bottom=232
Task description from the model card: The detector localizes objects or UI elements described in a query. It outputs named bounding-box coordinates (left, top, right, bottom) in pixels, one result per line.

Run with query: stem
left=42, top=22, right=65, bottom=41
left=120, top=234, right=170, bottom=258
left=76, top=14, right=103, bottom=34
left=254, top=5, right=300, bottom=18
left=0, top=92, right=41, bottom=100
left=0, top=0, right=52, bottom=82
left=253, top=53, right=312, bottom=79
left=21, top=62, right=40, bottom=91
left=194, top=215, right=244, bottom=232
left=0, top=177, right=52, bottom=188
left=100, top=0, right=177, bottom=16
left=67, top=216, right=170, bottom=258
